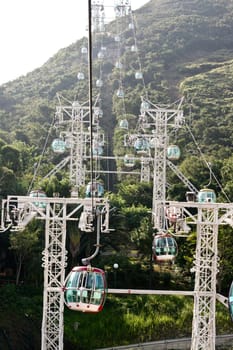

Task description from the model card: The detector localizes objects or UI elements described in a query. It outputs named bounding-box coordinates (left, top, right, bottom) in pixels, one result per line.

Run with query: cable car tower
left=92, top=0, right=105, bottom=33
left=51, top=95, right=105, bottom=197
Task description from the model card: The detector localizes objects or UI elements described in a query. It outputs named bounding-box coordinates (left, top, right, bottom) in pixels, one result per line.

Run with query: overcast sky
left=0, top=0, right=148, bottom=85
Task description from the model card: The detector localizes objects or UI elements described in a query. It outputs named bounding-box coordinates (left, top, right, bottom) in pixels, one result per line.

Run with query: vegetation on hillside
left=1, top=0, right=233, bottom=348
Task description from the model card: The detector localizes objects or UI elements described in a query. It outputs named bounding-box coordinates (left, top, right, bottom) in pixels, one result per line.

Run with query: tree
left=1, top=144, right=21, bottom=172
left=9, top=224, right=40, bottom=285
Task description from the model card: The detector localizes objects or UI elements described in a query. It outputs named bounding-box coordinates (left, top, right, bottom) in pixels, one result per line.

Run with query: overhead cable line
left=185, top=122, right=230, bottom=202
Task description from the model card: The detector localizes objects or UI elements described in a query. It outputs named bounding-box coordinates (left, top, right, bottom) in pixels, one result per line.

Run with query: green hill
left=1, top=0, right=233, bottom=349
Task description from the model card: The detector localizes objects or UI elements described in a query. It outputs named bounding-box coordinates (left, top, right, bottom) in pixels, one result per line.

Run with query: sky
left=0, top=0, right=148, bottom=85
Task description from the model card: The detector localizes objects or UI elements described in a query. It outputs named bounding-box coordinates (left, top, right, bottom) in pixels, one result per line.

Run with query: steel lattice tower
left=191, top=206, right=219, bottom=350
left=41, top=201, right=67, bottom=350
left=138, top=99, right=184, bottom=229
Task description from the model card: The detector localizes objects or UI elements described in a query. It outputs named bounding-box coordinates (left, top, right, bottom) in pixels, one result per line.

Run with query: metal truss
left=92, top=0, right=105, bottom=33
left=0, top=195, right=110, bottom=350
left=158, top=201, right=233, bottom=350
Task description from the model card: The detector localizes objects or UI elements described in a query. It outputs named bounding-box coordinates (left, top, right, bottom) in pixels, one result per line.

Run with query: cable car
left=140, top=101, right=150, bottom=114
left=134, top=137, right=149, bottom=154
left=135, top=71, right=143, bottom=79
left=167, top=145, right=181, bottom=160
left=131, top=45, right=137, bottom=52
left=97, top=51, right=104, bottom=59
left=128, top=22, right=134, bottom=29
left=77, top=72, right=85, bottom=80
left=29, top=190, right=47, bottom=209
left=96, top=79, right=103, bottom=88
left=228, top=281, right=233, bottom=321
left=63, top=266, right=107, bottom=313
left=124, top=154, right=135, bottom=167
left=51, top=138, right=66, bottom=154
left=115, top=61, right=123, bottom=69
left=116, top=88, right=124, bottom=98
left=197, top=188, right=216, bottom=203
left=114, top=35, right=121, bottom=42
left=92, top=142, right=103, bottom=156
left=152, top=232, right=178, bottom=263
left=85, top=181, right=104, bottom=198
left=119, top=119, right=128, bottom=129
left=81, top=46, right=88, bottom=54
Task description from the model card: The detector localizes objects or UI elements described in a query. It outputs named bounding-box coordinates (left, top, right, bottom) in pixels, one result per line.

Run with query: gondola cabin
left=85, top=181, right=104, bottom=198
left=152, top=232, right=178, bottom=263
left=51, top=139, right=66, bottom=154
left=197, top=188, right=216, bottom=203
left=167, top=145, right=181, bottom=161
left=135, top=71, right=143, bottom=79
left=124, top=154, right=135, bottom=167
left=77, top=72, right=85, bottom=80
left=116, top=88, right=124, bottom=98
left=96, top=79, right=103, bottom=88
left=97, top=51, right=104, bottom=59
left=131, top=45, right=137, bottom=52
left=92, top=142, right=103, bottom=156
left=134, top=137, right=149, bottom=154
left=81, top=46, right=87, bottom=54
left=115, top=61, right=123, bottom=69
left=114, top=35, right=121, bottom=42
left=29, top=190, right=47, bottom=209
left=128, top=22, right=134, bottom=29
left=140, top=101, right=150, bottom=114
left=63, top=266, right=107, bottom=313
left=228, top=281, right=233, bottom=321
left=119, top=119, right=128, bottom=130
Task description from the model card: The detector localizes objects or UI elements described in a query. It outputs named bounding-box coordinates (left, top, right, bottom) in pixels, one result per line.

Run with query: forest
left=1, top=0, right=233, bottom=348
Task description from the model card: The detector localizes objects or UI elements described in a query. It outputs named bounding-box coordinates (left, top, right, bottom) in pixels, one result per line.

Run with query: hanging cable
left=185, top=122, right=230, bottom=202
left=130, top=11, right=148, bottom=99
left=88, top=0, right=95, bottom=213
left=27, top=119, right=55, bottom=194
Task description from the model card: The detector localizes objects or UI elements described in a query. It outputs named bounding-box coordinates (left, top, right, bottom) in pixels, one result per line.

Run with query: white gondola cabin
left=197, top=188, right=216, bottom=203
left=77, top=72, right=85, bottom=80
left=131, top=45, right=137, bottom=52
left=116, top=88, right=124, bottom=98
left=63, top=266, right=107, bottom=313
left=92, top=142, right=103, bottom=156
left=152, top=232, right=178, bottom=263
left=96, top=79, right=103, bottom=88
left=85, top=181, right=104, bottom=198
left=29, top=190, right=47, bottom=210
left=119, top=119, right=128, bottom=129
left=140, top=101, right=150, bottom=114
left=97, top=51, right=104, bottom=59
left=81, top=46, right=88, bottom=54
left=51, top=139, right=66, bottom=154
left=115, top=61, right=123, bottom=69
left=167, top=145, right=181, bottom=160
left=124, top=154, right=135, bottom=167
left=134, top=137, right=149, bottom=154
left=135, top=71, right=143, bottom=79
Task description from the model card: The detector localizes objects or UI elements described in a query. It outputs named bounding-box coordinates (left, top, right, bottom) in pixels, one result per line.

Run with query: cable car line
left=185, top=122, right=230, bottom=202
left=27, top=116, right=56, bottom=195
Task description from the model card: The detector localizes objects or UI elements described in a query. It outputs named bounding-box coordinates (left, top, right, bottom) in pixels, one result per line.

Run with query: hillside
left=1, top=0, right=233, bottom=155
left=1, top=1, right=233, bottom=349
